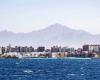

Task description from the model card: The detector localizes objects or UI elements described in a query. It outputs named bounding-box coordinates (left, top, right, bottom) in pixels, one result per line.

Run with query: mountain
left=0, top=23, right=100, bottom=48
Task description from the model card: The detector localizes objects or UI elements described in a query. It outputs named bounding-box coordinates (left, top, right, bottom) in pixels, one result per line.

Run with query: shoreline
left=0, top=57, right=99, bottom=59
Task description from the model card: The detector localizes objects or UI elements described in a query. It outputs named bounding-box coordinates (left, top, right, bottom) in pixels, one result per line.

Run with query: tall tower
left=8, top=43, right=11, bottom=52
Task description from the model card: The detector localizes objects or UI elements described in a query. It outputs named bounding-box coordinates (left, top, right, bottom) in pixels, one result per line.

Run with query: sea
left=0, top=58, right=100, bottom=80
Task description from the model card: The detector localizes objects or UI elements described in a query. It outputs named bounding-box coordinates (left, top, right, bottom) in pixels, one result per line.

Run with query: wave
left=23, top=69, right=33, bottom=73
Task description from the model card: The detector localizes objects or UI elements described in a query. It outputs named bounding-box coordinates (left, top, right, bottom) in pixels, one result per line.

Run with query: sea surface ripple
left=0, top=58, right=100, bottom=80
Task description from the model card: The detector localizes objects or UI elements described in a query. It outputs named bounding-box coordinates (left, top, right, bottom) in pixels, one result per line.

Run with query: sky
left=0, top=0, right=100, bottom=34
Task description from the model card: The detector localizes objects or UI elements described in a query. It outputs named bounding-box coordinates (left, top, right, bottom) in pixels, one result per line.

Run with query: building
left=67, top=48, right=75, bottom=54
left=51, top=46, right=61, bottom=52
left=37, top=46, right=45, bottom=52
left=76, top=48, right=83, bottom=54
left=28, top=46, right=34, bottom=52
left=1, top=47, right=6, bottom=54
left=52, top=52, right=65, bottom=58
left=0, top=47, right=2, bottom=54
left=83, top=45, right=100, bottom=54
left=60, top=47, right=68, bottom=52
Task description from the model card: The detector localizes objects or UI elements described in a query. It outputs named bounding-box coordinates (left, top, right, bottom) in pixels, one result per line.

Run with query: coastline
left=0, top=56, right=99, bottom=59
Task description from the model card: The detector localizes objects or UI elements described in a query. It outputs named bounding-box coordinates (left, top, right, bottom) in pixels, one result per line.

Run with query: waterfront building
left=5, top=44, right=12, bottom=53
left=76, top=48, right=83, bottom=54
left=52, top=52, right=65, bottom=58
left=28, top=46, right=34, bottom=52
left=67, top=48, right=75, bottom=54
left=1, top=47, right=5, bottom=54
left=0, top=47, right=2, bottom=54
left=83, top=45, right=100, bottom=54
left=45, top=49, right=51, bottom=52
left=37, top=46, right=45, bottom=52
left=60, top=47, right=68, bottom=52
left=15, top=46, right=21, bottom=52
left=51, top=46, right=61, bottom=52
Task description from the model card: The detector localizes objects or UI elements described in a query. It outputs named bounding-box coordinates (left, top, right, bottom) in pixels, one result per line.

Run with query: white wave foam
left=67, top=57, right=91, bottom=59
left=67, top=73, right=75, bottom=76
left=23, top=69, right=33, bottom=73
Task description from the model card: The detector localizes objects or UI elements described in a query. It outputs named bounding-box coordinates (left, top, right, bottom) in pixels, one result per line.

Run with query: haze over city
left=0, top=0, right=100, bottom=34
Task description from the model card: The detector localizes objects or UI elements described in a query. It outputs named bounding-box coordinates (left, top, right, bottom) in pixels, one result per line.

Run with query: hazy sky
left=0, top=0, right=100, bottom=34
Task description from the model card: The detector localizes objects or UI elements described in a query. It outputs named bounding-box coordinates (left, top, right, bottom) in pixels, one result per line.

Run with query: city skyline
left=0, top=0, right=100, bottom=34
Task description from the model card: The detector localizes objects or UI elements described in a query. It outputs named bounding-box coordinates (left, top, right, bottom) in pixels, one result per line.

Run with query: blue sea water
left=0, top=58, right=100, bottom=80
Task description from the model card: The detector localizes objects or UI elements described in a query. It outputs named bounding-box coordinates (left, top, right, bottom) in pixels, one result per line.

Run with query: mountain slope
left=0, top=23, right=99, bottom=48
